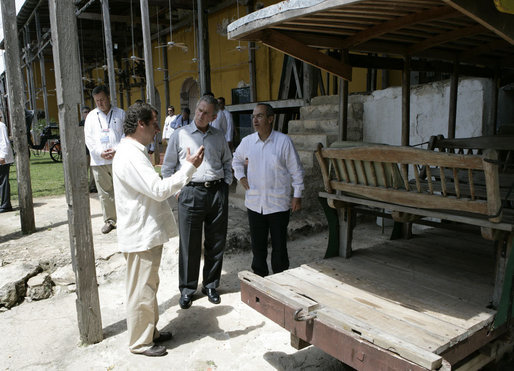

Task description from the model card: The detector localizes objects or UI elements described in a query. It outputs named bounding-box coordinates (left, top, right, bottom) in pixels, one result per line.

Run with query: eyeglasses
left=251, top=114, right=269, bottom=120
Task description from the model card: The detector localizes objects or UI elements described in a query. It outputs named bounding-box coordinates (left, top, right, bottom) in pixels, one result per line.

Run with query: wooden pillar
left=101, top=0, right=117, bottom=106
left=48, top=0, right=103, bottom=344
left=448, top=58, right=459, bottom=139
left=402, top=56, right=411, bottom=146
left=35, top=11, right=50, bottom=125
left=116, top=56, right=124, bottom=109
left=491, top=70, right=500, bottom=135
left=125, top=61, right=132, bottom=106
left=338, top=50, right=349, bottom=141
left=23, top=26, right=37, bottom=111
left=247, top=0, right=257, bottom=102
left=302, top=62, right=315, bottom=103
left=1, top=0, right=36, bottom=235
left=197, top=0, right=211, bottom=94
left=140, top=0, right=160, bottom=163
left=162, top=47, right=170, bottom=109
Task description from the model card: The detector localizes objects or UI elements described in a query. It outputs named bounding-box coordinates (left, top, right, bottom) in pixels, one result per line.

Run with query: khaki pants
left=124, top=246, right=163, bottom=353
left=92, top=164, right=116, bottom=223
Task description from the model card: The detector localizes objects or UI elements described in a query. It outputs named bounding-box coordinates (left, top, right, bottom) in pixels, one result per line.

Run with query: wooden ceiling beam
left=260, top=29, right=352, bottom=81
left=340, top=5, right=460, bottom=49
left=443, top=0, right=514, bottom=44
left=407, top=24, right=484, bottom=54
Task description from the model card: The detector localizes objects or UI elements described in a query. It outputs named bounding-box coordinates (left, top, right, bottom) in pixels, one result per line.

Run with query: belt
left=187, top=179, right=223, bottom=188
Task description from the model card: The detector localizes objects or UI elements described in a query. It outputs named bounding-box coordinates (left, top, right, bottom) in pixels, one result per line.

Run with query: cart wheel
left=49, top=142, right=62, bottom=162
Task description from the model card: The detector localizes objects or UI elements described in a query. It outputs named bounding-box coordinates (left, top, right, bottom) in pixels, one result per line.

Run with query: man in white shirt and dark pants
left=0, top=113, right=14, bottom=213
left=232, top=103, right=304, bottom=277
left=161, top=105, right=177, bottom=145
left=113, top=102, right=204, bottom=357
left=217, top=97, right=234, bottom=151
left=84, top=85, right=125, bottom=234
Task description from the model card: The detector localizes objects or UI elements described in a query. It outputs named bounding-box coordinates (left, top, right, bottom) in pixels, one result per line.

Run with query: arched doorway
left=180, top=77, right=200, bottom=114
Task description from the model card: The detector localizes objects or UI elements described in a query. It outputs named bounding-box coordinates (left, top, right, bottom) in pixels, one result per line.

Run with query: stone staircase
left=229, top=94, right=364, bottom=211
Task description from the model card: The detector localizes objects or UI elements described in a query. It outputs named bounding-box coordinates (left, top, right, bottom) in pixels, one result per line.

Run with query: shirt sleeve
left=84, top=113, right=102, bottom=158
left=285, top=138, right=304, bottom=198
left=161, top=129, right=179, bottom=178
left=0, top=124, right=9, bottom=160
left=232, top=139, right=247, bottom=180
left=221, top=137, right=233, bottom=185
left=224, top=111, right=234, bottom=142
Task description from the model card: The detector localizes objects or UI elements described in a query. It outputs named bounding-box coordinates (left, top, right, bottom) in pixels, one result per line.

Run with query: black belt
left=187, top=179, right=223, bottom=188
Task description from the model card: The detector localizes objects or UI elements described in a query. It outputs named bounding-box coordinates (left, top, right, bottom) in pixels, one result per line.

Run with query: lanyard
left=97, top=110, right=113, bottom=130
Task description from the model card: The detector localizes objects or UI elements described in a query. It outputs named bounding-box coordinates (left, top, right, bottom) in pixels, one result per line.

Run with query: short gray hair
left=197, top=95, right=219, bottom=114
left=256, top=103, right=274, bottom=117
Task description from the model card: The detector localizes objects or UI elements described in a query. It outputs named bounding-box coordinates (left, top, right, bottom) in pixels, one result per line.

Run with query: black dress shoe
left=154, top=331, right=173, bottom=343
left=179, top=293, right=193, bottom=309
left=202, top=287, right=221, bottom=304
left=139, top=345, right=167, bottom=357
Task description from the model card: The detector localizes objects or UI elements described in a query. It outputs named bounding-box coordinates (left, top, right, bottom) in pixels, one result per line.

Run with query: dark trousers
left=248, top=209, right=290, bottom=277
left=178, top=183, right=228, bottom=295
left=0, top=164, right=12, bottom=211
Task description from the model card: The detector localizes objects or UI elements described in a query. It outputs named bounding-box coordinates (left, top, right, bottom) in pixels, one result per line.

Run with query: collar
left=254, top=129, right=275, bottom=144
left=189, top=121, right=212, bottom=134
left=123, top=137, right=147, bottom=152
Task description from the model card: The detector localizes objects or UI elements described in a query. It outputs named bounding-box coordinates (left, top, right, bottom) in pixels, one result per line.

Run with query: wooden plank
left=48, top=0, right=103, bottom=344
left=319, top=192, right=514, bottom=231
left=483, top=150, right=502, bottom=222
left=260, top=29, right=352, bottom=81
left=101, top=0, right=117, bottom=106
left=402, top=55, right=411, bottom=147
left=329, top=181, right=490, bottom=215
left=320, top=145, right=485, bottom=169
left=315, top=143, right=332, bottom=193
left=0, top=0, right=36, bottom=234
left=434, top=135, right=514, bottom=151
left=408, top=24, right=485, bottom=54
left=197, top=0, right=212, bottom=93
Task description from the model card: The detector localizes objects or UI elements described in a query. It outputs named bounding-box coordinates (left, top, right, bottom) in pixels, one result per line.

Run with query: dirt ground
left=0, top=194, right=350, bottom=370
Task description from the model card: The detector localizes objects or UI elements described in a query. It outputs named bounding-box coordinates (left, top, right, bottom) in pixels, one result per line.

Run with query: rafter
left=408, top=24, right=484, bottom=54
left=341, top=5, right=460, bottom=49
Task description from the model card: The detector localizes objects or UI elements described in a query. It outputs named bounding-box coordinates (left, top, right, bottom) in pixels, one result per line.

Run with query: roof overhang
left=228, top=0, right=514, bottom=80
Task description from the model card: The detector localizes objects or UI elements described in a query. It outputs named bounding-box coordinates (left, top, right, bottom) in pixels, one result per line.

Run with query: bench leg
left=390, top=222, right=412, bottom=240
left=492, top=233, right=514, bottom=308
left=337, top=206, right=355, bottom=258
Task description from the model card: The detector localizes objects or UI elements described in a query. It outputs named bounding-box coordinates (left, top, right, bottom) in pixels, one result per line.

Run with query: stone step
left=288, top=119, right=338, bottom=134
left=300, top=104, right=339, bottom=120
left=310, top=95, right=340, bottom=106
left=289, top=133, right=339, bottom=151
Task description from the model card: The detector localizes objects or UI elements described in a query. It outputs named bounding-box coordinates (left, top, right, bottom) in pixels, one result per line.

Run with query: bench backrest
left=315, top=143, right=503, bottom=222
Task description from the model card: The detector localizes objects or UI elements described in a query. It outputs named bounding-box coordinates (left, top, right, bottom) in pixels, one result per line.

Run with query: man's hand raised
left=185, top=146, right=204, bottom=168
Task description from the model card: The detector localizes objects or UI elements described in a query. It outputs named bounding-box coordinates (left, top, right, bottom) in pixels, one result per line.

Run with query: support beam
left=260, top=29, right=352, bottom=81
left=140, top=0, right=160, bottom=163
left=162, top=47, right=170, bottom=109
left=1, top=0, right=36, bottom=235
left=338, top=50, right=349, bottom=141
left=448, top=58, right=458, bottom=139
left=443, top=0, right=514, bottom=44
left=35, top=11, right=50, bottom=125
left=408, top=24, right=484, bottom=54
left=302, top=63, right=315, bottom=103
left=23, top=26, right=37, bottom=111
left=101, top=0, right=118, bottom=106
left=197, top=0, right=212, bottom=94
left=247, top=0, right=257, bottom=102
left=402, top=56, right=411, bottom=146
left=48, top=0, right=103, bottom=344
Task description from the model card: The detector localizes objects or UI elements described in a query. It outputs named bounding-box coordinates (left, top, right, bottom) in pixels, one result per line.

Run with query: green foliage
left=8, top=152, right=66, bottom=200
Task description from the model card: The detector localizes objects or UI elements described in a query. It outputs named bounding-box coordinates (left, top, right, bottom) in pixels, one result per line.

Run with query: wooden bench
left=315, top=142, right=514, bottom=308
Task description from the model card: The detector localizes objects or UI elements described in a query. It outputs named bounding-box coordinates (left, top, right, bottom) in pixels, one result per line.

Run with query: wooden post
left=125, top=60, right=132, bottom=106
left=140, top=0, right=160, bottom=163
left=1, top=0, right=36, bottom=235
left=23, top=26, right=37, bottom=111
left=101, top=0, right=117, bottom=106
left=302, top=62, right=315, bottom=102
left=448, top=58, right=459, bottom=139
left=197, top=0, right=211, bottom=94
left=162, top=47, right=170, bottom=109
left=35, top=11, right=50, bottom=125
left=338, top=50, right=349, bottom=141
left=491, top=69, right=500, bottom=135
left=402, top=56, right=411, bottom=146
left=48, top=0, right=103, bottom=344
left=247, top=0, right=257, bottom=102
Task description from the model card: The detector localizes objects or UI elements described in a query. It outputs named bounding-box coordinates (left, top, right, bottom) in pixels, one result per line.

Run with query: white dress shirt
left=0, top=121, right=14, bottom=165
left=232, top=130, right=304, bottom=214
left=162, top=114, right=177, bottom=140
left=221, top=109, right=234, bottom=142
left=113, top=137, right=196, bottom=253
left=84, top=106, right=125, bottom=166
left=161, top=122, right=233, bottom=184
left=210, top=111, right=227, bottom=139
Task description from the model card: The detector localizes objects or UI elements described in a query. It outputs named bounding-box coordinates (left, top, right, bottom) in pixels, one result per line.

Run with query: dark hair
left=183, top=107, right=191, bottom=115
left=197, top=95, right=219, bottom=114
left=256, top=103, right=274, bottom=117
left=124, top=102, right=158, bottom=135
left=168, top=105, right=174, bottom=110
left=92, top=85, right=110, bottom=97
left=81, top=106, right=90, bottom=112
left=134, top=99, right=144, bottom=104
left=217, top=97, right=225, bottom=104
left=203, top=91, right=214, bottom=97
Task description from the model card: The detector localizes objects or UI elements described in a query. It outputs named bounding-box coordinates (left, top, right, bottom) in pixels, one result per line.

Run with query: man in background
left=161, top=105, right=177, bottom=145
left=84, top=85, right=125, bottom=234
left=172, top=107, right=191, bottom=129
left=0, top=112, right=14, bottom=213
left=217, top=97, right=234, bottom=151
left=79, top=106, right=97, bottom=193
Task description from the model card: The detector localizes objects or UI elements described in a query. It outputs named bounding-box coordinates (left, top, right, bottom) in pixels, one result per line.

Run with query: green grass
left=9, top=151, right=65, bottom=200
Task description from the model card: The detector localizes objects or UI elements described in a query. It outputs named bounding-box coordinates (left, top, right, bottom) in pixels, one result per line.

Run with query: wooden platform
left=239, top=226, right=500, bottom=370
